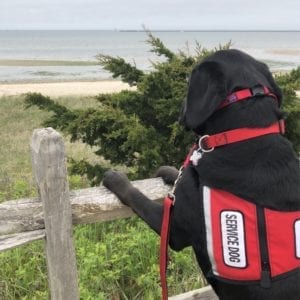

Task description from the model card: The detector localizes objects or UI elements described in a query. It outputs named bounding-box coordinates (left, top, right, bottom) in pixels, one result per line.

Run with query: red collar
left=218, top=85, right=278, bottom=110
left=201, top=85, right=282, bottom=152
left=199, top=120, right=285, bottom=152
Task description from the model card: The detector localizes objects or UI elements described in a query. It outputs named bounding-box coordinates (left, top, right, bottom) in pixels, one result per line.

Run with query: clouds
left=0, top=0, right=299, bottom=30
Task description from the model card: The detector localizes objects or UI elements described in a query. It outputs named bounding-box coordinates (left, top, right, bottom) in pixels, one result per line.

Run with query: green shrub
left=24, top=34, right=232, bottom=183
left=24, top=34, right=300, bottom=183
left=275, top=70, right=300, bottom=152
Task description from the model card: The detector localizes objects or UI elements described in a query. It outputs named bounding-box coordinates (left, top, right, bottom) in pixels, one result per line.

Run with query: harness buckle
left=199, top=135, right=214, bottom=152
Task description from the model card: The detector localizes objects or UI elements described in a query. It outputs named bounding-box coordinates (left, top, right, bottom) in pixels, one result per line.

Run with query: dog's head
left=181, top=49, right=282, bottom=133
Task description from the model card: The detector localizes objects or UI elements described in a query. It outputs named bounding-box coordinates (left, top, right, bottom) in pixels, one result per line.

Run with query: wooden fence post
left=31, top=128, right=79, bottom=300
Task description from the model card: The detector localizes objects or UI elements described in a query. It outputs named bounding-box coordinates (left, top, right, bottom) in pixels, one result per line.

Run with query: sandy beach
left=0, top=80, right=299, bottom=98
left=0, top=80, right=136, bottom=97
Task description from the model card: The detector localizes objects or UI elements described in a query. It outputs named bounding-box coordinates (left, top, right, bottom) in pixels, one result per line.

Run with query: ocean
left=0, top=30, right=299, bottom=83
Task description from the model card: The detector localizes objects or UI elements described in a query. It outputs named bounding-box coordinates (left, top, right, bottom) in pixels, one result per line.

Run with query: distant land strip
left=0, top=59, right=98, bottom=66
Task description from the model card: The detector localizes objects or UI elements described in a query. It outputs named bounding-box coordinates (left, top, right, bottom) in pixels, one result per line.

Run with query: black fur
left=103, top=49, right=300, bottom=300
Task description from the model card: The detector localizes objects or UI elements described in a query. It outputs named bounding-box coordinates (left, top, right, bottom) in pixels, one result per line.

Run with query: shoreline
left=0, top=80, right=299, bottom=98
left=0, top=77, right=116, bottom=85
left=0, top=77, right=300, bottom=98
left=0, top=80, right=136, bottom=97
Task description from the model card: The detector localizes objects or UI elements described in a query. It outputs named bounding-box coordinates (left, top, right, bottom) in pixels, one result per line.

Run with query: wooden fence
left=0, top=128, right=218, bottom=300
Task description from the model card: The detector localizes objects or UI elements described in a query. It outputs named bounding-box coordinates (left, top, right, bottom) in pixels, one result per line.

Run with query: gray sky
left=0, top=0, right=299, bottom=30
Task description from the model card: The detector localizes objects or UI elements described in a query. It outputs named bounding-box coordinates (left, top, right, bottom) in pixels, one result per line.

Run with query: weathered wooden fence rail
left=0, top=128, right=218, bottom=300
left=0, top=179, right=170, bottom=242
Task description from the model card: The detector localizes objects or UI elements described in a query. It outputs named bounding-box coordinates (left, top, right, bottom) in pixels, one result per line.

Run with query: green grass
left=0, top=94, right=101, bottom=201
left=0, top=94, right=204, bottom=299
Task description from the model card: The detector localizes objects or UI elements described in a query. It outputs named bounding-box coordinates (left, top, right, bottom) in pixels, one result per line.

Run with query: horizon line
left=0, top=29, right=300, bottom=32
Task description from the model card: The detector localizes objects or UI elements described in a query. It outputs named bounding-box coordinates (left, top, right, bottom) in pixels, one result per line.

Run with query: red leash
left=160, top=146, right=195, bottom=300
left=159, top=120, right=284, bottom=299
left=160, top=195, right=175, bottom=300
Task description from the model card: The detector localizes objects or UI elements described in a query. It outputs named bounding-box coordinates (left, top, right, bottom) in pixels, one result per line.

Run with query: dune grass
left=0, top=94, right=102, bottom=201
left=0, top=94, right=204, bottom=299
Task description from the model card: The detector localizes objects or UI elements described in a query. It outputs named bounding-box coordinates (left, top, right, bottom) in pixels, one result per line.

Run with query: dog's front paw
left=154, top=166, right=179, bottom=185
left=103, top=170, right=133, bottom=205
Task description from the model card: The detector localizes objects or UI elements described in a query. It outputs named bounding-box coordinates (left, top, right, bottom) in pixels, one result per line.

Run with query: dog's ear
left=183, top=61, right=227, bottom=131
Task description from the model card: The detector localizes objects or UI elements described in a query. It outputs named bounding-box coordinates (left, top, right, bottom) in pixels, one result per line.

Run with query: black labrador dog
left=103, top=49, right=300, bottom=300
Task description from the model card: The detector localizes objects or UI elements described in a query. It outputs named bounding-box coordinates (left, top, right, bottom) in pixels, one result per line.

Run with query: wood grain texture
left=0, top=178, right=170, bottom=236
left=31, top=128, right=79, bottom=300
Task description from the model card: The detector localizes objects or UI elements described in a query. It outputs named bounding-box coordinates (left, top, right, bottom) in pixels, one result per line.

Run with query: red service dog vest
left=203, top=186, right=300, bottom=285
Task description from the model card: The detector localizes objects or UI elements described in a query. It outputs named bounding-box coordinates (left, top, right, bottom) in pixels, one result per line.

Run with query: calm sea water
left=0, top=30, right=299, bottom=83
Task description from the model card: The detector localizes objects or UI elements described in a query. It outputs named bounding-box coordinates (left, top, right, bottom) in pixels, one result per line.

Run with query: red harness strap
left=201, top=120, right=285, bottom=151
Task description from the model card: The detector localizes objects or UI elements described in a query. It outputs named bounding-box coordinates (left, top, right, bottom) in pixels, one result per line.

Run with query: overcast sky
left=0, top=0, right=299, bottom=31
